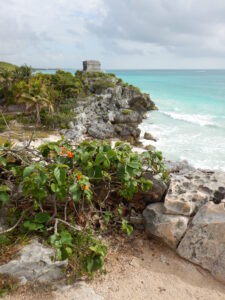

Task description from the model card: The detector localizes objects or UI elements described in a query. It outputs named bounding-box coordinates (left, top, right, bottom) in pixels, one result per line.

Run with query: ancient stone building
left=83, top=60, right=101, bottom=72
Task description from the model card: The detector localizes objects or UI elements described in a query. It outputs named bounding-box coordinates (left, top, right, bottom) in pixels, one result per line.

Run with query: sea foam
left=162, top=112, right=215, bottom=126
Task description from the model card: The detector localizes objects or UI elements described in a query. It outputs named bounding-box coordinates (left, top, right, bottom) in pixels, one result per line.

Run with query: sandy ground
left=91, top=233, right=225, bottom=300
left=6, top=233, right=225, bottom=300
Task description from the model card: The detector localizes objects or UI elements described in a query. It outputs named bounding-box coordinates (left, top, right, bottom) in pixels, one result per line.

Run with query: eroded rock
left=63, top=77, right=156, bottom=142
left=0, top=240, right=67, bottom=283
left=164, top=169, right=225, bottom=216
left=143, top=203, right=189, bottom=249
left=177, top=201, right=225, bottom=283
left=144, top=132, right=157, bottom=141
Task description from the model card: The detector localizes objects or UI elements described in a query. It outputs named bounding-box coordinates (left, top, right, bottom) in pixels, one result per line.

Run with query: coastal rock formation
left=143, top=164, right=225, bottom=283
left=0, top=240, right=67, bottom=283
left=144, top=132, right=157, bottom=141
left=164, top=169, right=225, bottom=216
left=63, top=75, right=156, bottom=143
left=143, top=202, right=189, bottom=249
left=177, top=202, right=225, bottom=283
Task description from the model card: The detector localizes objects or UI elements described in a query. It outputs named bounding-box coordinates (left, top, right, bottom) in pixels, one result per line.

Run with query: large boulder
left=88, top=122, right=115, bottom=139
left=164, top=169, right=225, bottom=216
left=177, top=201, right=225, bottom=283
left=0, top=240, right=67, bottom=283
left=143, top=203, right=189, bottom=249
left=144, top=132, right=157, bottom=141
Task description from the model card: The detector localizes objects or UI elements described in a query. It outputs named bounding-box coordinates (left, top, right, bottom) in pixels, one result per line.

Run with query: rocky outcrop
left=143, top=164, right=225, bottom=283
left=143, top=203, right=189, bottom=249
left=0, top=240, right=67, bottom=283
left=63, top=76, right=156, bottom=143
left=177, top=202, right=225, bottom=283
left=164, top=169, right=225, bottom=216
left=144, top=132, right=157, bottom=141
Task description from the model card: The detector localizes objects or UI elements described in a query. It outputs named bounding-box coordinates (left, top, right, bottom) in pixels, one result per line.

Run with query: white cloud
left=0, top=0, right=105, bottom=67
left=1, top=0, right=225, bottom=68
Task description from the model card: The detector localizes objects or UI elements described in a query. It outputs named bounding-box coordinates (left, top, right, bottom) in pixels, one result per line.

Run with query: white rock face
left=164, top=170, right=225, bottom=216
left=143, top=202, right=189, bottom=249
left=0, top=240, right=67, bottom=283
left=177, top=202, right=225, bottom=283
left=143, top=165, right=225, bottom=283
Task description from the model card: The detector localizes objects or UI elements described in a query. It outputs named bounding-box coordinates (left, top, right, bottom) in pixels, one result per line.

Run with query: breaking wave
left=162, top=111, right=217, bottom=127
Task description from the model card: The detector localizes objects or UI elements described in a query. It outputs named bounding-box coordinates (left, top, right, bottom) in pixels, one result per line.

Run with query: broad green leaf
left=23, top=165, right=35, bottom=178
left=23, top=220, right=44, bottom=231
left=121, top=219, right=133, bottom=236
left=34, top=212, right=50, bottom=224
left=0, top=185, right=10, bottom=192
left=0, top=157, right=7, bottom=166
left=0, top=192, right=9, bottom=203
left=60, top=230, right=72, bottom=245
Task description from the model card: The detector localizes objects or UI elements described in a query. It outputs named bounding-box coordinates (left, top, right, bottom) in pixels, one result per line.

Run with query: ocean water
left=37, top=68, right=225, bottom=171
left=111, top=70, right=225, bottom=171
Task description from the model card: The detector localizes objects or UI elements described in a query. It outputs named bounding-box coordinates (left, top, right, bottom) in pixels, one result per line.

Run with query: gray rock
left=165, top=160, right=194, bottom=174
left=0, top=240, right=67, bottom=283
left=88, top=122, right=115, bottom=139
left=177, top=202, right=225, bottom=283
left=145, top=144, right=156, bottom=151
left=134, top=173, right=168, bottom=204
left=63, top=75, right=156, bottom=141
left=143, top=203, right=189, bottom=249
left=114, top=110, right=142, bottom=124
left=164, top=169, right=225, bottom=216
left=144, top=132, right=157, bottom=141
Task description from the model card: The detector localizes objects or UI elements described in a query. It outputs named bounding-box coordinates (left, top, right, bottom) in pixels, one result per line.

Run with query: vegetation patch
left=0, top=274, right=19, bottom=298
left=0, top=65, right=146, bottom=132
left=0, top=139, right=168, bottom=285
left=0, top=62, right=17, bottom=72
left=121, top=109, right=133, bottom=115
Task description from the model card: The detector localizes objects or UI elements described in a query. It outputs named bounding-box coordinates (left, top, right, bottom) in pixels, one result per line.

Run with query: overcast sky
left=1, top=0, right=225, bottom=69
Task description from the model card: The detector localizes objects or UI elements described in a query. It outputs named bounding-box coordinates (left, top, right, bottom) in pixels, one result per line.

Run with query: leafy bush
left=0, top=139, right=168, bottom=279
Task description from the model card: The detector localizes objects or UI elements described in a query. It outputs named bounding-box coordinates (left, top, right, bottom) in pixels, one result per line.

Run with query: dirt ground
left=5, top=233, right=225, bottom=300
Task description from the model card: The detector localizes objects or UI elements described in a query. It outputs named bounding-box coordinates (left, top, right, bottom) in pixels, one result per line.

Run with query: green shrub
left=0, top=139, right=168, bottom=279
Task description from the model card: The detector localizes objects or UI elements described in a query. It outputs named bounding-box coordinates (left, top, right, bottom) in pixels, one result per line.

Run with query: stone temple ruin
left=83, top=60, right=101, bottom=72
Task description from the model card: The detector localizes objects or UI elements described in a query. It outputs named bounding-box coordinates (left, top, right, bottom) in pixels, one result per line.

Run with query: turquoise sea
left=38, top=69, right=225, bottom=171
left=111, top=70, right=225, bottom=171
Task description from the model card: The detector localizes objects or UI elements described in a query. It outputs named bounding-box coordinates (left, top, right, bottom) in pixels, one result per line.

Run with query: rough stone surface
left=54, top=282, right=104, bottom=300
left=0, top=240, right=67, bottom=283
left=177, top=202, right=225, bottom=283
left=164, top=169, right=225, bottom=216
left=144, top=132, right=157, bottom=141
left=143, top=203, right=189, bottom=249
left=132, top=174, right=168, bottom=209
left=63, top=77, right=156, bottom=143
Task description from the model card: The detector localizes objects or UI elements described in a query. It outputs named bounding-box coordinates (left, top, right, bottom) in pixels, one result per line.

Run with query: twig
left=64, top=200, right=68, bottom=221
left=54, top=218, right=58, bottom=235
left=0, top=111, right=10, bottom=131
left=0, top=211, right=26, bottom=235
left=55, top=218, right=82, bottom=231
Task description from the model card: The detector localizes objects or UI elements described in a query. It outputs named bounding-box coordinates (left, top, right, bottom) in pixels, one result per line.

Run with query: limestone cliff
left=63, top=73, right=157, bottom=143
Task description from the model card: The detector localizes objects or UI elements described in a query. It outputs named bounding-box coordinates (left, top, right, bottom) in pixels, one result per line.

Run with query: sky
left=1, top=0, right=225, bottom=69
